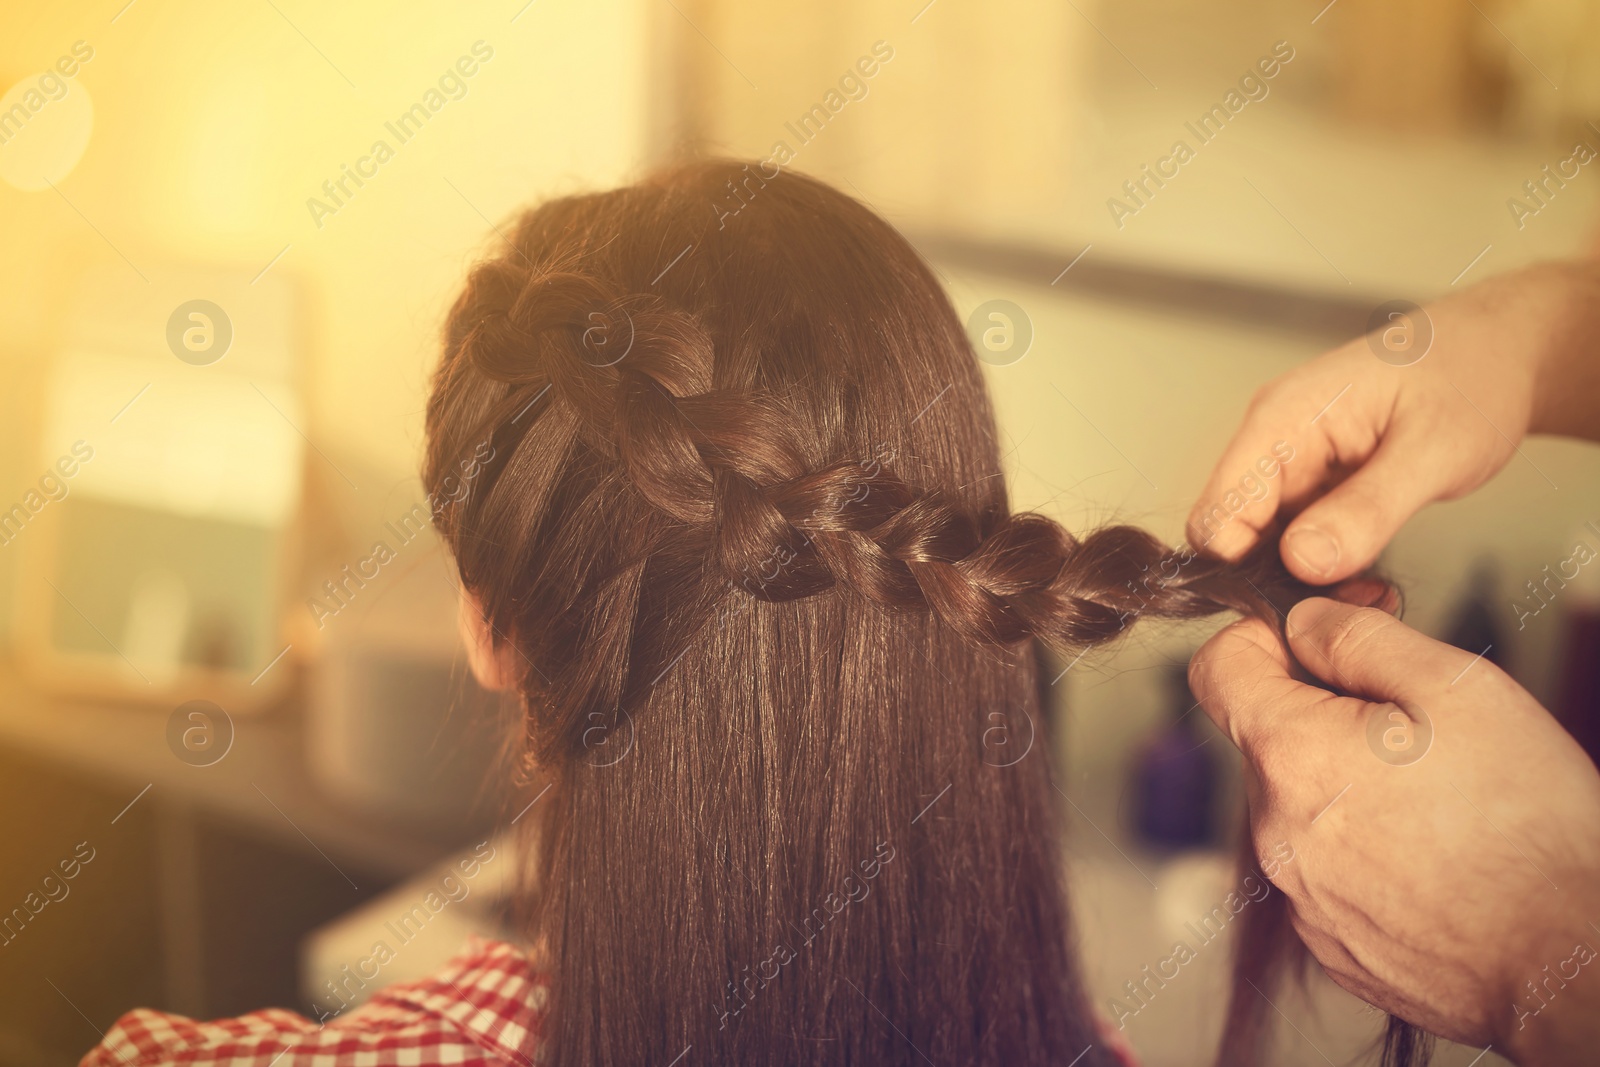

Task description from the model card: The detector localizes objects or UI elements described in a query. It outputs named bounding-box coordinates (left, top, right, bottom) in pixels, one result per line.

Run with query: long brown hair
left=422, top=160, right=1420, bottom=1066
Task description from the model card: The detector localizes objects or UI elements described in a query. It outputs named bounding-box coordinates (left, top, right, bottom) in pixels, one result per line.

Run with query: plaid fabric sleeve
left=78, top=937, right=549, bottom=1067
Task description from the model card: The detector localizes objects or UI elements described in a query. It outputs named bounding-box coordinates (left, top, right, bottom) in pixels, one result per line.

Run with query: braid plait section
left=452, top=262, right=1311, bottom=653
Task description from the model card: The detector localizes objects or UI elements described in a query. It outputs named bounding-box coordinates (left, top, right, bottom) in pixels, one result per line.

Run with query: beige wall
left=0, top=0, right=653, bottom=486
left=681, top=0, right=1090, bottom=237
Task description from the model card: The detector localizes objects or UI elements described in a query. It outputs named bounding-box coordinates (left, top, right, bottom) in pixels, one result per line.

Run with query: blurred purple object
left=1133, top=665, right=1218, bottom=849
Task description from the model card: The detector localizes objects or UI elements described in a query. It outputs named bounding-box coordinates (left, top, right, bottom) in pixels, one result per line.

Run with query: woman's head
left=423, top=160, right=1328, bottom=1066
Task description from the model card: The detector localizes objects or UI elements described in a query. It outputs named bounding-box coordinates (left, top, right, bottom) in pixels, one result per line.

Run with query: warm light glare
left=0, top=67, right=95, bottom=191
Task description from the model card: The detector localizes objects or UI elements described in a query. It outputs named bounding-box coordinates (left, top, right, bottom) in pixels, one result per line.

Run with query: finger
left=1188, top=617, right=1352, bottom=765
left=1186, top=412, right=1302, bottom=561
left=1329, top=576, right=1401, bottom=615
left=1278, top=431, right=1440, bottom=584
left=1185, top=358, right=1380, bottom=562
left=1285, top=597, right=1472, bottom=703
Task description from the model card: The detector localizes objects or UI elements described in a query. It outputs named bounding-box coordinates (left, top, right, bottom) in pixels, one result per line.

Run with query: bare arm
left=1527, top=259, right=1600, bottom=441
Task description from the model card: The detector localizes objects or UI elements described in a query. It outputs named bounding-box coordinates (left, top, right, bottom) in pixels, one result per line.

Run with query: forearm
left=1501, top=881, right=1600, bottom=1066
left=1525, top=259, right=1600, bottom=441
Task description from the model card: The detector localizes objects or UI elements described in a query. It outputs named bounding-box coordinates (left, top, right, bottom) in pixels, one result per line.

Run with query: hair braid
left=454, top=264, right=1316, bottom=660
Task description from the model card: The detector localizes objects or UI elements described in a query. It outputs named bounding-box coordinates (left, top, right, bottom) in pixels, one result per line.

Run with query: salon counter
left=0, top=668, right=488, bottom=1066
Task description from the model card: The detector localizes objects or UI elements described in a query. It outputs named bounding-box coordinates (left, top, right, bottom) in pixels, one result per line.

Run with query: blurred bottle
left=1133, top=665, right=1217, bottom=850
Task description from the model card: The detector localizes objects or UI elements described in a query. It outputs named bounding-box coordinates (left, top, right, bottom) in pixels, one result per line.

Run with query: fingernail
left=1287, top=596, right=1337, bottom=636
left=1284, top=526, right=1340, bottom=579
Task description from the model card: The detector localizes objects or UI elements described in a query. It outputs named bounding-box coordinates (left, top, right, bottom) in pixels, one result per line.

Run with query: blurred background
left=2, top=0, right=1599, bottom=1064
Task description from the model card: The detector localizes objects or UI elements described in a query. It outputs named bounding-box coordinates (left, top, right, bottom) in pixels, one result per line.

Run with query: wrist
left=1522, top=260, right=1600, bottom=441
left=1501, top=909, right=1600, bottom=1066
left=1507, top=978, right=1600, bottom=1067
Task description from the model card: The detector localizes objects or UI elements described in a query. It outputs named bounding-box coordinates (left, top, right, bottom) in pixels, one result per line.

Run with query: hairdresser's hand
left=1189, top=598, right=1600, bottom=1064
left=1187, top=261, right=1600, bottom=584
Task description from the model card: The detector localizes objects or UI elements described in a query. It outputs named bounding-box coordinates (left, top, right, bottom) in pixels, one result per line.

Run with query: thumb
left=1279, top=433, right=1438, bottom=584
left=1188, top=616, right=1348, bottom=766
left=1285, top=597, right=1472, bottom=702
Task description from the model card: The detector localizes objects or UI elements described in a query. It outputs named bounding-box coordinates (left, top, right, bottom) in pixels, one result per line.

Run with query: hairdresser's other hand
left=1187, top=261, right=1600, bottom=584
left=1189, top=597, right=1600, bottom=1064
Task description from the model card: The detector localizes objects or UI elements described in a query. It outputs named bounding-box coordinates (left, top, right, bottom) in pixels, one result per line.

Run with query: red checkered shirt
left=79, top=937, right=548, bottom=1066
left=80, top=936, right=1142, bottom=1067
